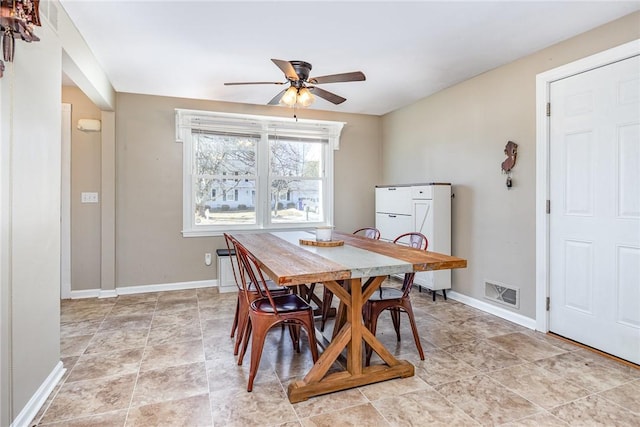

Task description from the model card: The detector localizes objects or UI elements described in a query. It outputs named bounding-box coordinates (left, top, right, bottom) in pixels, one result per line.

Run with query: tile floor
left=32, top=283, right=640, bottom=426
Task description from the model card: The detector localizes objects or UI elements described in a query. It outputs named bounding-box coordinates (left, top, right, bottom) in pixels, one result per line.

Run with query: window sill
left=182, top=224, right=331, bottom=238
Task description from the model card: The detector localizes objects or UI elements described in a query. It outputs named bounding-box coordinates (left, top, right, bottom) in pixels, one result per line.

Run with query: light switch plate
left=81, top=192, right=99, bottom=203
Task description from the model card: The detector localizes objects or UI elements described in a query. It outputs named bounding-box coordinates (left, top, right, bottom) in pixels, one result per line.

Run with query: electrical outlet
left=81, top=192, right=99, bottom=203
left=205, top=253, right=212, bottom=266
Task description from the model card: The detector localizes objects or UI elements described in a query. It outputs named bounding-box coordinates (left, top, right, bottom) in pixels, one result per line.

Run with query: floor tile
left=60, top=334, right=93, bottom=357
left=487, top=362, right=589, bottom=410
left=147, top=320, right=202, bottom=346
left=140, top=338, right=205, bottom=372
left=42, top=291, right=639, bottom=426
left=209, top=379, right=298, bottom=426
left=67, top=348, right=143, bottom=383
left=60, top=303, right=113, bottom=323
left=597, top=378, right=640, bottom=413
left=534, top=352, right=633, bottom=393
left=291, top=388, right=367, bottom=419
left=487, top=332, right=567, bottom=361
left=125, top=393, right=213, bottom=427
left=573, top=348, right=640, bottom=378
left=410, top=348, right=480, bottom=386
left=372, top=388, right=479, bottom=426
left=40, top=374, right=136, bottom=424
left=420, top=323, right=477, bottom=348
left=84, top=329, right=149, bottom=354
left=358, top=375, right=430, bottom=401
left=108, top=301, right=157, bottom=317
left=434, top=374, right=541, bottom=425
left=156, top=297, right=199, bottom=314
left=157, top=289, right=198, bottom=301
left=550, top=394, right=640, bottom=426
left=98, top=314, right=153, bottom=332
left=131, top=361, right=209, bottom=407
left=39, top=409, right=128, bottom=426
left=443, top=340, right=524, bottom=372
left=152, top=308, right=200, bottom=327
left=114, top=292, right=159, bottom=305
left=499, top=411, right=569, bottom=426
left=448, top=314, right=526, bottom=339
left=300, top=403, right=390, bottom=427
left=60, top=319, right=103, bottom=339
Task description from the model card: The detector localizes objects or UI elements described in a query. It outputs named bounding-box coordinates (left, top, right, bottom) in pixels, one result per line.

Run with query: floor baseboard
left=11, top=361, right=65, bottom=427
left=447, top=290, right=537, bottom=330
left=68, top=279, right=218, bottom=299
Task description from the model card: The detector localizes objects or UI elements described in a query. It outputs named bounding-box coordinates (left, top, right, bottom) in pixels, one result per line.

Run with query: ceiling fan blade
left=271, top=59, right=300, bottom=81
left=309, top=87, right=346, bottom=105
left=309, top=71, right=366, bottom=85
left=268, top=88, right=287, bottom=105
left=224, top=81, right=285, bottom=86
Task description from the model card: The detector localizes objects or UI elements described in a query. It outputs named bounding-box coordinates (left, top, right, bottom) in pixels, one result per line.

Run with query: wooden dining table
left=231, top=230, right=467, bottom=403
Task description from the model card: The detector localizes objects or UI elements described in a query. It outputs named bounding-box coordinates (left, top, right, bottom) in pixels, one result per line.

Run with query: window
left=176, top=109, right=344, bottom=236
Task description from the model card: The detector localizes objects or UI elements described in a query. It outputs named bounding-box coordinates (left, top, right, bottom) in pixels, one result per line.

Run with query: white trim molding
left=67, top=279, right=217, bottom=299
left=98, top=289, right=118, bottom=299
left=11, top=362, right=65, bottom=427
left=535, top=39, right=640, bottom=333
left=448, top=291, right=536, bottom=330
left=116, top=279, right=216, bottom=295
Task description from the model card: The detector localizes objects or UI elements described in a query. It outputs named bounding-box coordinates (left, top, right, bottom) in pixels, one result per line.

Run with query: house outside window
left=176, top=109, right=344, bottom=236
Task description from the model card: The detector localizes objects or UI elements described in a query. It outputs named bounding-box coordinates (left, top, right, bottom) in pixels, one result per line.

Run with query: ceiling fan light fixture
left=280, top=86, right=298, bottom=106
left=297, top=87, right=314, bottom=107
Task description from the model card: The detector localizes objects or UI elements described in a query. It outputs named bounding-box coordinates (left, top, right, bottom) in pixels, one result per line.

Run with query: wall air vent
left=484, top=280, right=520, bottom=309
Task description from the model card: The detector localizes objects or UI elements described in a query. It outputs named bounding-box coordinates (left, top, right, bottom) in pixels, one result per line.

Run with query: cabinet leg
left=442, top=290, right=447, bottom=301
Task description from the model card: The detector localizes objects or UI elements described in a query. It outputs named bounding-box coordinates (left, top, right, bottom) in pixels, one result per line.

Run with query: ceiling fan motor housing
left=290, top=60, right=312, bottom=84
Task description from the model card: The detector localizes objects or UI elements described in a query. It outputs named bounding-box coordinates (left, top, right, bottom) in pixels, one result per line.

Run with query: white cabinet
left=375, top=184, right=452, bottom=298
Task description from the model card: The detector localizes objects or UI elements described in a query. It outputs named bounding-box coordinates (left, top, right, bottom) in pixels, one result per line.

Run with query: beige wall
left=0, top=22, right=62, bottom=423
left=115, top=94, right=382, bottom=287
left=381, top=12, right=640, bottom=319
left=62, top=87, right=103, bottom=291
left=0, top=0, right=115, bottom=422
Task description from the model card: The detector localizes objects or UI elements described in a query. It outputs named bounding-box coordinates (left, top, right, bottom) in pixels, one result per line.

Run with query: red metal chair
left=319, top=227, right=381, bottom=331
left=232, top=238, right=319, bottom=392
left=224, top=233, right=289, bottom=357
left=363, top=232, right=428, bottom=365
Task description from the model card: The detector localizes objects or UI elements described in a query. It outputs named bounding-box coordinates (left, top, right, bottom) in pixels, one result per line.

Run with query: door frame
left=61, top=103, right=71, bottom=299
left=535, top=39, right=640, bottom=332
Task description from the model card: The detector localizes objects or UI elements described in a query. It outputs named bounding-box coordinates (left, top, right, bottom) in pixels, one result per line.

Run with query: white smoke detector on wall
left=77, top=119, right=101, bottom=132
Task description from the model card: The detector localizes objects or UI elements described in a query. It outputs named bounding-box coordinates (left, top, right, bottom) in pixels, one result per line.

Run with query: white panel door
left=549, top=55, right=640, bottom=364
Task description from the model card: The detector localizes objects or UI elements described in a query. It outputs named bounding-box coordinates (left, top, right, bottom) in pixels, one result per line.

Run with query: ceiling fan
left=224, top=59, right=366, bottom=107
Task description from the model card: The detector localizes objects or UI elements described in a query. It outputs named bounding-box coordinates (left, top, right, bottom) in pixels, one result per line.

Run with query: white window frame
left=176, top=109, right=344, bottom=237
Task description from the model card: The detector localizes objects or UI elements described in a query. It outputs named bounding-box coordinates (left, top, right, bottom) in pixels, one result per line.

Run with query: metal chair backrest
left=393, top=232, right=428, bottom=297
left=353, top=227, right=381, bottom=240
left=223, top=233, right=243, bottom=292
left=233, top=240, right=280, bottom=315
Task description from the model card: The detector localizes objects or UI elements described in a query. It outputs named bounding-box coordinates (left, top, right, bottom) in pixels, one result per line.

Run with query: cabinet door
left=375, top=212, right=413, bottom=242
left=413, top=200, right=434, bottom=245
left=375, top=187, right=412, bottom=215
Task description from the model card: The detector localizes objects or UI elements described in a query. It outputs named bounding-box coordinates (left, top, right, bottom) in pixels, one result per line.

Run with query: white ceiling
left=59, top=1, right=640, bottom=116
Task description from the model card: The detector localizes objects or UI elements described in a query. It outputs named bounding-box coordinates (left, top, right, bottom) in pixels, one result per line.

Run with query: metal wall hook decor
left=501, top=140, right=518, bottom=189
left=0, top=0, right=41, bottom=66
